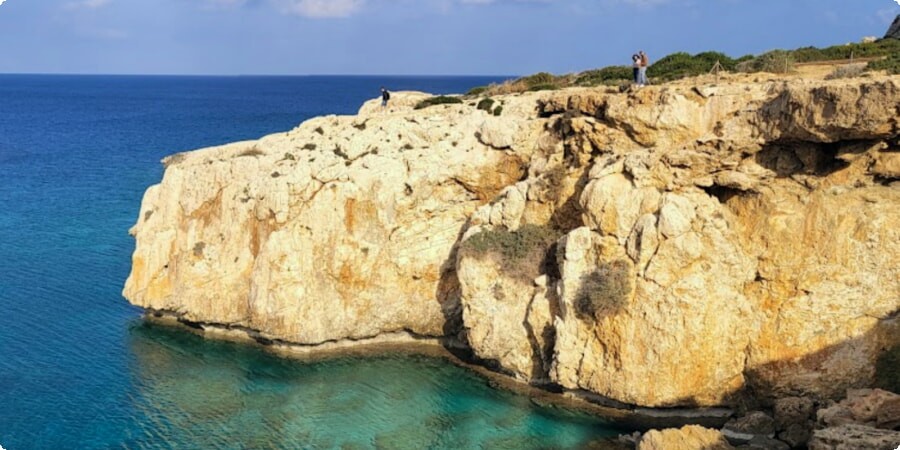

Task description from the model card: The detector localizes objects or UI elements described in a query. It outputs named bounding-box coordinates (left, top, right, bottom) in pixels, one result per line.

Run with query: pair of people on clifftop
left=633, top=50, right=649, bottom=87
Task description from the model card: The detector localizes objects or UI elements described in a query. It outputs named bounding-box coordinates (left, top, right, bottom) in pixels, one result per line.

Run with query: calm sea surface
left=0, top=75, right=619, bottom=449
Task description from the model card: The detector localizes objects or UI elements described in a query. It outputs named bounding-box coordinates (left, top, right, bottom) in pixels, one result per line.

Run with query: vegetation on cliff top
left=415, top=95, right=464, bottom=109
left=469, top=38, right=900, bottom=94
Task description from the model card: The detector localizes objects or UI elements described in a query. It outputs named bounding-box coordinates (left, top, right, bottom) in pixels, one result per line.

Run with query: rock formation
left=808, top=389, right=900, bottom=449
left=885, top=15, right=900, bottom=40
left=638, top=425, right=734, bottom=450
left=125, top=77, right=900, bottom=414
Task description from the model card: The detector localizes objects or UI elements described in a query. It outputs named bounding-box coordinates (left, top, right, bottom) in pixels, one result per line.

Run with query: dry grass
left=824, top=63, right=867, bottom=80
left=460, top=224, right=561, bottom=282
left=574, top=260, right=632, bottom=322
left=236, top=146, right=265, bottom=158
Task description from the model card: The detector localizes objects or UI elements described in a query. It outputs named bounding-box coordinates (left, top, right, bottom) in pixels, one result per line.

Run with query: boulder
left=774, top=397, right=816, bottom=448
left=808, top=424, right=900, bottom=450
left=639, top=425, right=734, bottom=450
left=818, top=389, right=900, bottom=430
left=723, top=411, right=776, bottom=444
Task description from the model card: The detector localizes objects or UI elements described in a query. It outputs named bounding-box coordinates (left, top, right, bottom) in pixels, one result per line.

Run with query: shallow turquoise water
left=0, top=75, right=620, bottom=448
left=125, top=324, right=616, bottom=449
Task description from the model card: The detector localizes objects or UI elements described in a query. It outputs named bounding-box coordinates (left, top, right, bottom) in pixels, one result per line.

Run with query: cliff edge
left=124, top=76, right=900, bottom=411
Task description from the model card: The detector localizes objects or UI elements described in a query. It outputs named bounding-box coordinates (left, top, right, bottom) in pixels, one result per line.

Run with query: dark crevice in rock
left=145, top=308, right=443, bottom=349
left=702, top=184, right=745, bottom=204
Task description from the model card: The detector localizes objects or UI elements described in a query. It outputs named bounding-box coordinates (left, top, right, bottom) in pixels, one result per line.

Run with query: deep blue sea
left=0, top=75, right=619, bottom=449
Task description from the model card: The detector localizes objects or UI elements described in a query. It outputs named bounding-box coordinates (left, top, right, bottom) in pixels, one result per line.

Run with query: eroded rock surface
left=638, top=425, right=734, bottom=450
left=126, top=76, right=900, bottom=410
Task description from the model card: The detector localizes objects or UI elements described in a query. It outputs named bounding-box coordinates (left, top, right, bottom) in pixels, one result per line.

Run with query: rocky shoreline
left=143, top=310, right=900, bottom=449
left=143, top=309, right=735, bottom=431
left=125, top=73, right=899, bottom=448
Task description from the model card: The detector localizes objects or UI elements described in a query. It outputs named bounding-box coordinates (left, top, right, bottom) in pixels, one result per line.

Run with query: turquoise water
left=0, top=75, right=619, bottom=448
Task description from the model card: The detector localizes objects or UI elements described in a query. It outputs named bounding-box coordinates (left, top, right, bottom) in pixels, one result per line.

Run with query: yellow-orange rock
left=125, top=77, right=900, bottom=409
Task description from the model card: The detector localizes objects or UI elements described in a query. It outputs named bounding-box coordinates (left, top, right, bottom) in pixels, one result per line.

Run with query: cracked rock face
left=124, top=94, right=534, bottom=345
left=126, top=78, right=900, bottom=408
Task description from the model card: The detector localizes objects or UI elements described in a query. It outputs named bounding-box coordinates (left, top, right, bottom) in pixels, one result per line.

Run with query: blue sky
left=0, top=0, right=897, bottom=75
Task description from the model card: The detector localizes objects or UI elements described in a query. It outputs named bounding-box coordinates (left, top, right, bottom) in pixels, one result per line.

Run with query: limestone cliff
left=125, top=76, right=900, bottom=410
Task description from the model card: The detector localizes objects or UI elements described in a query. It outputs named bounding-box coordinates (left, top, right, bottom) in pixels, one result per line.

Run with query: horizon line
left=0, top=72, right=519, bottom=78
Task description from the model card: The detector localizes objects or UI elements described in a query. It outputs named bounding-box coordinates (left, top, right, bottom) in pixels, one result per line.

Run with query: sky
left=0, top=0, right=898, bottom=75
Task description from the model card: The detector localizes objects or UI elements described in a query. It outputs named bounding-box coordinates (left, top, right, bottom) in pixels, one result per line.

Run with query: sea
left=0, top=75, right=620, bottom=449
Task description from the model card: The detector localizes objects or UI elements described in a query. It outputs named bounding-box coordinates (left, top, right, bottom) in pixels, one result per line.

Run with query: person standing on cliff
left=632, top=54, right=642, bottom=86
left=638, top=51, right=650, bottom=86
left=381, top=87, right=391, bottom=110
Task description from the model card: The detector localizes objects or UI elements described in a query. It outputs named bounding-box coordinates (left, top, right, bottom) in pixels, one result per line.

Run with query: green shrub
left=520, top=72, right=557, bottom=87
left=575, top=66, right=633, bottom=86
left=792, top=39, right=900, bottom=63
left=492, top=106, right=503, bottom=116
left=736, top=50, right=796, bottom=73
left=414, top=95, right=464, bottom=110
left=867, top=52, right=900, bottom=75
left=649, top=51, right=737, bottom=81
left=574, top=260, right=632, bottom=322
left=479, top=39, right=900, bottom=97
left=526, top=83, right=560, bottom=92
left=467, top=86, right=489, bottom=96
left=476, top=98, right=496, bottom=112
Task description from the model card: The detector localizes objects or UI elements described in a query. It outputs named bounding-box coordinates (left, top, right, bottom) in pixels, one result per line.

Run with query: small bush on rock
left=575, top=66, right=633, bottom=86
left=520, top=72, right=556, bottom=87
left=575, top=260, right=632, bottom=322
left=415, top=96, right=464, bottom=110
left=237, top=146, right=265, bottom=157
left=867, top=52, right=900, bottom=75
left=477, top=98, right=496, bottom=112
left=526, top=83, right=560, bottom=92
left=736, top=50, right=796, bottom=73
left=825, top=63, right=867, bottom=80
left=461, top=224, right=561, bottom=281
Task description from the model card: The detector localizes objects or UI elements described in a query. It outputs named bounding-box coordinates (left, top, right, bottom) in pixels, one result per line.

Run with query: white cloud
left=616, top=0, right=671, bottom=7
left=0, top=0, right=7, bottom=7
left=65, top=0, right=112, bottom=9
left=78, top=0, right=111, bottom=8
left=459, top=0, right=561, bottom=3
left=278, top=0, right=366, bottom=18
left=82, top=27, right=128, bottom=39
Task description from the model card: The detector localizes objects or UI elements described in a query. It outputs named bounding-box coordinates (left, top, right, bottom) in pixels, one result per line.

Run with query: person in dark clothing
left=632, top=54, right=641, bottom=85
left=381, top=87, right=391, bottom=109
